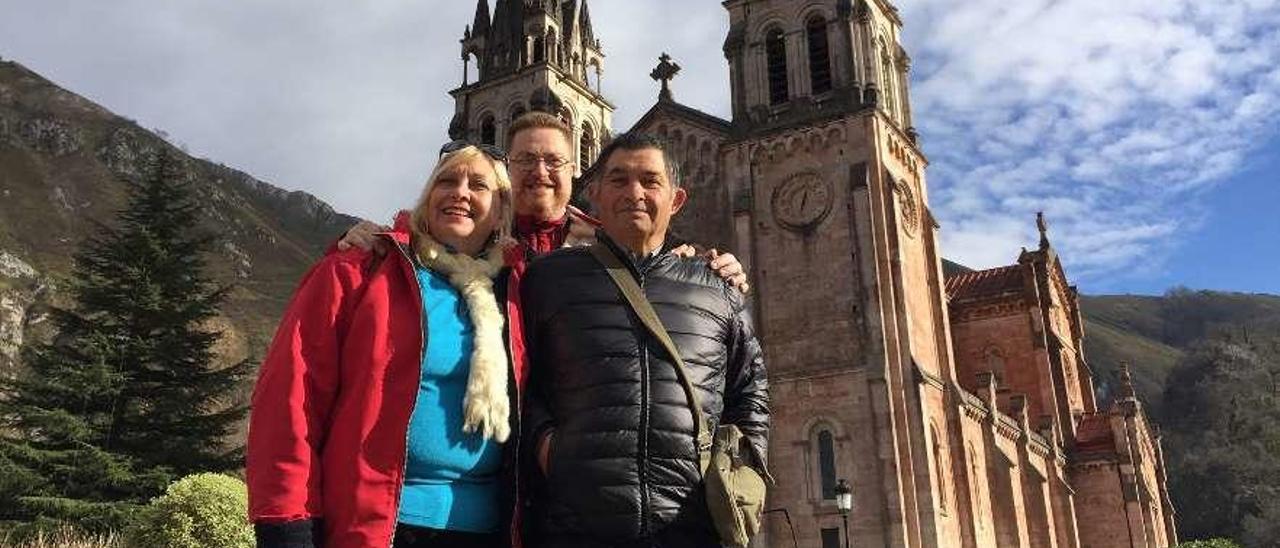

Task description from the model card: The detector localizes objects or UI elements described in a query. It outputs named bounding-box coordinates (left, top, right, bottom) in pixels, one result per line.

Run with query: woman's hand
left=335, top=220, right=391, bottom=254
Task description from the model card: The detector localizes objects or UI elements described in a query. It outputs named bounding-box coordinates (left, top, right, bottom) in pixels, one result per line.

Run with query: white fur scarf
left=414, top=234, right=511, bottom=443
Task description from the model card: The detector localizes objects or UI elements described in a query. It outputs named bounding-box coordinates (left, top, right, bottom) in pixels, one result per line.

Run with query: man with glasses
left=338, top=112, right=748, bottom=290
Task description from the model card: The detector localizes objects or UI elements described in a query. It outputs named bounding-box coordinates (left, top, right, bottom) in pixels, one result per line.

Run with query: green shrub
left=1177, top=539, right=1243, bottom=548
left=122, top=473, right=252, bottom=548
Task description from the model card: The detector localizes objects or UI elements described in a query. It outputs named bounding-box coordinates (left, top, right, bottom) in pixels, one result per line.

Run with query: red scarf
left=515, top=213, right=571, bottom=257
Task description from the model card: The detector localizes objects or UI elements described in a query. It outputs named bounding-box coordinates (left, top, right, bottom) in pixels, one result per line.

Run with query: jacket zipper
left=388, top=242, right=427, bottom=548
left=637, top=268, right=652, bottom=538
left=508, top=298, right=523, bottom=548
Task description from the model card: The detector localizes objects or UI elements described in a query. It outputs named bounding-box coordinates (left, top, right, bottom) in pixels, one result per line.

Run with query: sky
left=1, top=0, right=1277, bottom=295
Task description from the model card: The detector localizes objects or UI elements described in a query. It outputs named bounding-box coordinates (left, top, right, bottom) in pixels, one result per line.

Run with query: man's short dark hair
left=594, top=132, right=682, bottom=189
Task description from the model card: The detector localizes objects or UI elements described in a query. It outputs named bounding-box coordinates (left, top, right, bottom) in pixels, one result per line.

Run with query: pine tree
left=0, top=151, right=250, bottom=528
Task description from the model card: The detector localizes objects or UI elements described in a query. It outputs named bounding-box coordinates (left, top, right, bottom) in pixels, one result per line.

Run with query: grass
left=0, top=528, right=121, bottom=548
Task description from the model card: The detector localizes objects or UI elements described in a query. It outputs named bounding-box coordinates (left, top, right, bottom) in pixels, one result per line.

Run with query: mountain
left=1081, top=290, right=1280, bottom=413
left=0, top=59, right=358, bottom=376
left=4, top=55, right=1277, bottom=431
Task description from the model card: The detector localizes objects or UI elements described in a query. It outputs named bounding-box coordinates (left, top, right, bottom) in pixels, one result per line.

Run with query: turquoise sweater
left=397, top=267, right=503, bottom=532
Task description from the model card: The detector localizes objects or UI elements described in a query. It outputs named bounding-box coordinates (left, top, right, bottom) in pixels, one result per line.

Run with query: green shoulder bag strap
left=588, top=244, right=713, bottom=474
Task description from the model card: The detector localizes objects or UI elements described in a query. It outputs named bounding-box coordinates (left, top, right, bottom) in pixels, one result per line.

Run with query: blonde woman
left=247, top=143, right=529, bottom=548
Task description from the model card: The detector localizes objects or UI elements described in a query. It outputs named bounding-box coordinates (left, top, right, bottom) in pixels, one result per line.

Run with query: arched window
left=480, top=115, right=496, bottom=145
left=984, top=346, right=1006, bottom=384
left=818, top=429, right=837, bottom=499
left=766, top=28, right=788, bottom=105
left=807, top=17, right=832, bottom=94
left=547, top=29, right=558, bottom=65
left=881, top=51, right=898, bottom=119
left=931, top=425, right=949, bottom=513
left=509, top=104, right=526, bottom=126
left=580, top=123, right=595, bottom=173
left=534, top=36, right=546, bottom=63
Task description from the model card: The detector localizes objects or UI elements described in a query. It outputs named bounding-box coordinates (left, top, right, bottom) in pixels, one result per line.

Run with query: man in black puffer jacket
left=521, top=133, right=770, bottom=548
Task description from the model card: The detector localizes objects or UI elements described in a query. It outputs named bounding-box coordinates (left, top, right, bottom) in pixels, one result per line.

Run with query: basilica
left=445, top=1, right=1178, bottom=546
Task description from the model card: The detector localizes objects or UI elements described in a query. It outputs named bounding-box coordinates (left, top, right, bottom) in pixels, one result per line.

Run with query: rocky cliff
left=0, top=59, right=358, bottom=375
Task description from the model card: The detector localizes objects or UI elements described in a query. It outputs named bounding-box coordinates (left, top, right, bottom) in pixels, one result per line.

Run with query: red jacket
left=246, top=218, right=529, bottom=548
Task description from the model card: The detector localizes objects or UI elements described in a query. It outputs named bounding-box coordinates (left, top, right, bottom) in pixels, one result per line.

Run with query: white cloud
left=902, top=0, right=1280, bottom=284
left=1, top=0, right=1277, bottom=290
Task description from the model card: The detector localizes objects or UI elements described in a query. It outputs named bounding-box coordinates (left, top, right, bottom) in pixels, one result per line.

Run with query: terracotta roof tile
left=945, top=264, right=1024, bottom=301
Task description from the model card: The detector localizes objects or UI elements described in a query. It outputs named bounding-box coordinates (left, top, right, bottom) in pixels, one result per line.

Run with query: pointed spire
left=579, top=0, right=596, bottom=47
left=486, top=0, right=524, bottom=71
left=561, top=0, right=576, bottom=27
left=558, top=0, right=577, bottom=61
left=1037, top=211, right=1051, bottom=250
left=502, top=0, right=523, bottom=35
left=471, top=0, right=491, bottom=37
left=1118, top=363, right=1136, bottom=400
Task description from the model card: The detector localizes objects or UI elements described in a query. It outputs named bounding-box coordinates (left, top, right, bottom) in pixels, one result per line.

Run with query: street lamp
left=835, top=478, right=853, bottom=548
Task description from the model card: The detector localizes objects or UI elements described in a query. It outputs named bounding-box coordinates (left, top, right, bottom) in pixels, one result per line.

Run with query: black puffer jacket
left=520, top=235, right=770, bottom=546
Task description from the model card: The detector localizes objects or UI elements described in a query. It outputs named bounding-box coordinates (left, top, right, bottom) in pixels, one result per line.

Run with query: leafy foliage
left=1083, top=290, right=1280, bottom=546
left=0, top=152, right=249, bottom=532
left=1160, top=334, right=1280, bottom=547
left=124, top=473, right=253, bottom=548
left=1177, top=539, right=1245, bottom=548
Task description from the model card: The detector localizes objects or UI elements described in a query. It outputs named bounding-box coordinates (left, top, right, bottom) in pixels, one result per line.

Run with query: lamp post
left=835, top=478, right=853, bottom=548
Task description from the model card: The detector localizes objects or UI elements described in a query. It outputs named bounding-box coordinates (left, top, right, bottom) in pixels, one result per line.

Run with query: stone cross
left=650, top=52, right=680, bottom=102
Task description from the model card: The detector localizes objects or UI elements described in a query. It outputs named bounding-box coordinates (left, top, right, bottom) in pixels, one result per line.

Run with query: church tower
left=449, top=0, right=614, bottom=173
left=716, top=1, right=959, bottom=546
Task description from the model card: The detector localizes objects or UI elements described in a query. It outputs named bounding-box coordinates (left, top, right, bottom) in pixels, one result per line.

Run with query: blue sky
left=0, top=0, right=1276, bottom=295
left=1147, top=140, right=1280, bottom=295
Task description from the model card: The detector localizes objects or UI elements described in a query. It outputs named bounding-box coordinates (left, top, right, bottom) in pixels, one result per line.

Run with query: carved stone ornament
left=771, top=171, right=834, bottom=231
left=894, top=178, right=919, bottom=237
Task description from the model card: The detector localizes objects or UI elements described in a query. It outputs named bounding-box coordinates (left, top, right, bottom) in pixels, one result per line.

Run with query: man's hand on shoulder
left=669, top=243, right=698, bottom=259
left=668, top=245, right=751, bottom=294
left=336, top=220, right=391, bottom=255
left=707, top=249, right=750, bottom=294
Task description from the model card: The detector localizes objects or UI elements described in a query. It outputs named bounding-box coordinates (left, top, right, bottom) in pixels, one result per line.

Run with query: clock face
left=893, top=178, right=920, bottom=238
left=772, top=172, right=833, bottom=230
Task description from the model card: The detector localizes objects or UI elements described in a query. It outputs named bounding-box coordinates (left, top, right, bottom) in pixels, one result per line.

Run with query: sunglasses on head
left=439, top=140, right=508, bottom=163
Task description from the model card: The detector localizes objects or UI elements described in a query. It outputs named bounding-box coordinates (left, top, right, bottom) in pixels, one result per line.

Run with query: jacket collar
left=596, top=229, right=672, bottom=275
left=383, top=210, right=414, bottom=247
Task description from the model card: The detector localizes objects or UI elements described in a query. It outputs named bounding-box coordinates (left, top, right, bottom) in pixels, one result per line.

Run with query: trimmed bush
left=1177, top=539, right=1243, bottom=548
left=123, top=473, right=252, bottom=548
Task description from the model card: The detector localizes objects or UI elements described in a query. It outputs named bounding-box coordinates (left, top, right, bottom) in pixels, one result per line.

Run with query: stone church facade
left=447, top=1, right=1178, bottom=546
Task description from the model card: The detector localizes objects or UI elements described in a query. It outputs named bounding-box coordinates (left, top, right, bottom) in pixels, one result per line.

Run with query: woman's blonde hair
left=409, top=145, right=514, bottom=261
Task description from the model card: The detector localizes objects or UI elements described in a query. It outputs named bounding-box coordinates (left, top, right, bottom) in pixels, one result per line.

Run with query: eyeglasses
left=510, top=153, right=571, bottom=172
left=439, top=140, right=508, bottom=163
